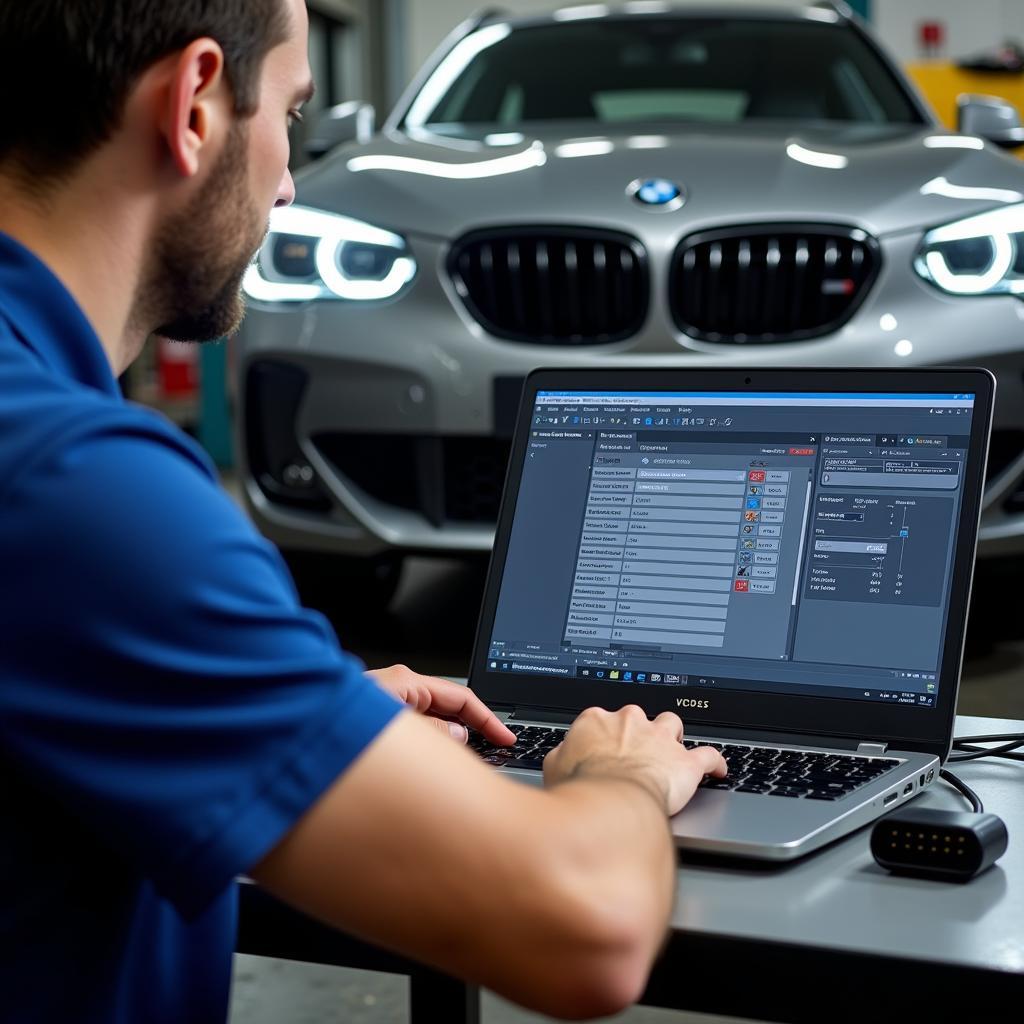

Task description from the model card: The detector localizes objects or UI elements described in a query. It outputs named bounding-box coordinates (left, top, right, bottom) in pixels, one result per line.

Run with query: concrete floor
left=228, top=958, right=750, bottom=1024
left=227, top=553, right=1024, bottom=1024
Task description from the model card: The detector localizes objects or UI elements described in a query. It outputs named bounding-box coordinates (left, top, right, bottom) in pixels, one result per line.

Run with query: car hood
left=296, top=122, right=1024, bottom=242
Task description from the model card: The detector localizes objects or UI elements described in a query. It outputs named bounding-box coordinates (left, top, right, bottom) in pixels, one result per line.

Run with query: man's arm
left=252, top=705, right=725, bottom=1020
left=2, top=415, right=720, bottom=1015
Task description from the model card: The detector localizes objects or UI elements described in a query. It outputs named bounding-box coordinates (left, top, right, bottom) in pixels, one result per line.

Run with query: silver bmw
left=237, top=1, right=1024, bottom=604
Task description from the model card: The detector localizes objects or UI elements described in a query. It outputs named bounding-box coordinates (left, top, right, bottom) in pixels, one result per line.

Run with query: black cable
left=953, top=733, right=1024, bottom=743
left=949, top=746, right=1024, bottom=763
left=939, top=768, right=984, bottom=813
left=948, top=741, right=1024, bottom=762
left=940, top=732, right=1024, bottom=811
left=949, top=731, right=1024, bottom=763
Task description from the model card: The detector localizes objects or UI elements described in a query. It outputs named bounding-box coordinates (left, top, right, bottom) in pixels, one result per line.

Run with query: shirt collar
left=0, top=230, right=121, bottom=399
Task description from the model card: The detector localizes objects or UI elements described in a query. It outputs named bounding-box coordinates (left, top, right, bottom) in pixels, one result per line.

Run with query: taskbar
left=485, top=658, right=936, bottom=707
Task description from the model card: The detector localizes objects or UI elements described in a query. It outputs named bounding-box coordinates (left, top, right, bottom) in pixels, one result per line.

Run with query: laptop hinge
left=509, top=707, right=574, bottom=726
left=857, top=741, right=889, bottom=756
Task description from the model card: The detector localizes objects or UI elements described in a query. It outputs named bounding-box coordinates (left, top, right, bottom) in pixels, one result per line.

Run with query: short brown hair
left=0, top=0, right=291, bottom=183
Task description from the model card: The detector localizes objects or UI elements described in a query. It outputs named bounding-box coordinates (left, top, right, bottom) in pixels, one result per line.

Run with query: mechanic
left=0, top=2, right=727, bottom=1021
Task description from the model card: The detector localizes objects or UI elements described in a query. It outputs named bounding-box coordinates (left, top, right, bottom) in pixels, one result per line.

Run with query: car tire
left=281, top=550, right=403, bottom=617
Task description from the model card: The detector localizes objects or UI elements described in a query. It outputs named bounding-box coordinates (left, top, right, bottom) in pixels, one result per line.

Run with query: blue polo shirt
left=0, top=232, right=404, bottom=1023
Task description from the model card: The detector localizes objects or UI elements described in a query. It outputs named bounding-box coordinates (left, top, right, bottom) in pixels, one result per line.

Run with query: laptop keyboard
left=682, top=741, right=900, bottom=801
left=470, top=725, right=901, bottom=801
left=469, top=724, right=562, bottom=771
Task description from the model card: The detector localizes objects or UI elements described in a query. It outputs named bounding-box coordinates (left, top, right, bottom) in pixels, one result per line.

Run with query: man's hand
left=543, top=705, right=728, bottom=816
left=366, top=664, right=516, bottom=746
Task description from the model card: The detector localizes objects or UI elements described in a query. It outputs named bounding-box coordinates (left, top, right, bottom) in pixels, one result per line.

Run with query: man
left=0, top=2, right=727, bottom=1021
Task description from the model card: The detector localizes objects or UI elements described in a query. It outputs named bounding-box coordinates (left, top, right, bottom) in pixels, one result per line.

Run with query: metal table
left=237, top=715, right=1024, bottom=1021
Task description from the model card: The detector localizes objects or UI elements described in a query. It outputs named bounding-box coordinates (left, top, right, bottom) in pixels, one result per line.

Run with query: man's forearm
left=538, top=773, right=677, bottom=992
left=252, top=711, right=683, bottom=1019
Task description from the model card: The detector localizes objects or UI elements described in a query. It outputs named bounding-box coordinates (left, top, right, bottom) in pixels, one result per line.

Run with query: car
left=236, top=0, right=1024, bottom=608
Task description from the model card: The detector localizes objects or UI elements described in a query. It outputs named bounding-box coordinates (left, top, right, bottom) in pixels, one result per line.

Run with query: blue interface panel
left=487, top=392, right=977, bottom=708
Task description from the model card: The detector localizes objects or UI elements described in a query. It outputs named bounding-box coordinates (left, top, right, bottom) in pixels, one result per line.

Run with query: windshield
left=404, top=18, right=924, bottom=129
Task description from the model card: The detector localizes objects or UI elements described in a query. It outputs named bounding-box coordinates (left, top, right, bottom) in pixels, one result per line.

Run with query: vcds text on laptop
left=467, top=368, right=994, bottom=860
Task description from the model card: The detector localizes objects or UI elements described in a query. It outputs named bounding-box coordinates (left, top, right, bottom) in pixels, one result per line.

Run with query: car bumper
left=236, top=231, right=1024, bottom=558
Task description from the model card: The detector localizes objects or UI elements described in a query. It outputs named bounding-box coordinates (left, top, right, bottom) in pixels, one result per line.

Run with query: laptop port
left=926, top=768, right=935, bottom=784
left=903, top=783, right=914, bottom=795
left=884, top=791, right=899, bottom=805
left=919, top=774, right=925, bottom=786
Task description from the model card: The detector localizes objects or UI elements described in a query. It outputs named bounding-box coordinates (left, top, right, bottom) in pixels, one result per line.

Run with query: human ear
left=161, top=38, right=228, bottom=178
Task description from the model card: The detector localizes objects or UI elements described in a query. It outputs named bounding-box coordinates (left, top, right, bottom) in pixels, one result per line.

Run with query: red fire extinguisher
left=157, top=338, right=199, bottom=397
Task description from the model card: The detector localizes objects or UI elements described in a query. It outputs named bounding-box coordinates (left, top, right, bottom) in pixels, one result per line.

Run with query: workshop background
left=118, top=2, right=1024, bottom=1020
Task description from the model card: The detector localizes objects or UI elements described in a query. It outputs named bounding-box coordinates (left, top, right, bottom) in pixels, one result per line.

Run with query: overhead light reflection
left=624, top=0, right=670, bottom=12
left=923, top=135, right=985, bottom=150
left=786, top=142, right=848, bottom=170
left=553, top=4, right=609, bottom=20
left=879, top=314, right=898, bottom=332
left=347, top=141, right=547, bottom=178
left=626, top=135, right=670, bottom=149
left=802, top=7, right=840, bottom=22
left=555, top=138, right=615, bottom=158
left=920, top=176, right=1024, bottom=204
left=894, top=339, right=914, bottom=357
left=484, top=132, right=526, bottom=146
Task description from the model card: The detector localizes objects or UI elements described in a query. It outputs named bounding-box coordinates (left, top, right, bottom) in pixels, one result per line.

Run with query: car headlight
left=243, top=205, right=416, bottom=303
left=914, top=203, right=1024, bottom=296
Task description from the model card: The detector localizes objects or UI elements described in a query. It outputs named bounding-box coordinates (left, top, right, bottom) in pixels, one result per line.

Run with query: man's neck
left=0, top=164, right=154, bottom=375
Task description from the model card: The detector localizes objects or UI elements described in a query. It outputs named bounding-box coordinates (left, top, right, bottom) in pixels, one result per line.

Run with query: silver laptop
left=467, top=367, right=994, bottom=860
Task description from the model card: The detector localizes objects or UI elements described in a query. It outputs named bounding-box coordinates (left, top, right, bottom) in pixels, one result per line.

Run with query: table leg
left=410, top=971, right=480, bottom=1024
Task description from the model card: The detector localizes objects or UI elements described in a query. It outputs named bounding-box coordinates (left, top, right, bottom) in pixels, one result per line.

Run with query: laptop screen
left=485, top=388, right=978, bottom=712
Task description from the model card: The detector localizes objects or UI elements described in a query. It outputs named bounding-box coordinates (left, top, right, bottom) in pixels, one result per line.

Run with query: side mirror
left=957, top=94, right=1024, bottom=149
left=305, top=102, right=376, bottom=160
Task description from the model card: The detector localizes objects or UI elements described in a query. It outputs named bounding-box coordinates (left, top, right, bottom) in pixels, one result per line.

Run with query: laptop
left=467, top=367, right=994, bottom=860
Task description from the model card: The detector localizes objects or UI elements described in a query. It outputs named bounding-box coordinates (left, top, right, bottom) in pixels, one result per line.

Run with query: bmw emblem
left=628, top=178, right=686, bottom=210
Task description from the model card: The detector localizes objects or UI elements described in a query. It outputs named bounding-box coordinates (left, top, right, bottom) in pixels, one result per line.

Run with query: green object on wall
left=846, top=0, right=871, bottom=20
left=198, top=341, right=234, bottom=468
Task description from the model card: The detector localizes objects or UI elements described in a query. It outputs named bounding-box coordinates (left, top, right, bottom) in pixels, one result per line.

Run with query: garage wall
left=304, top=0, right=407, bottom=112
left=873, top=0, right=1021, bottom=65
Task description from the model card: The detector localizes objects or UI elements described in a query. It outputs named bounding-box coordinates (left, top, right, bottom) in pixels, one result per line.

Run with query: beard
left=144, top=119, right=267, bottom=343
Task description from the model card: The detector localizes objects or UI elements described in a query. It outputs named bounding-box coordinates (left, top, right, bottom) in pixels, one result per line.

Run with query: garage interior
left=102, top=1, right=1024, bottom=1021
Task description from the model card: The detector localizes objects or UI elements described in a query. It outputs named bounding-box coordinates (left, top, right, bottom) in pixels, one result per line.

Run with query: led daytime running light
left=244, top=205, right=415, bottom=303
left=916, top=202, right=1024, bottom=296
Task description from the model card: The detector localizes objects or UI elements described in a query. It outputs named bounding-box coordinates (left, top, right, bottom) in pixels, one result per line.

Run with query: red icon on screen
left=734, top=580, right=750, bottom=592
left=748, top=470, right=766, bottom=483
